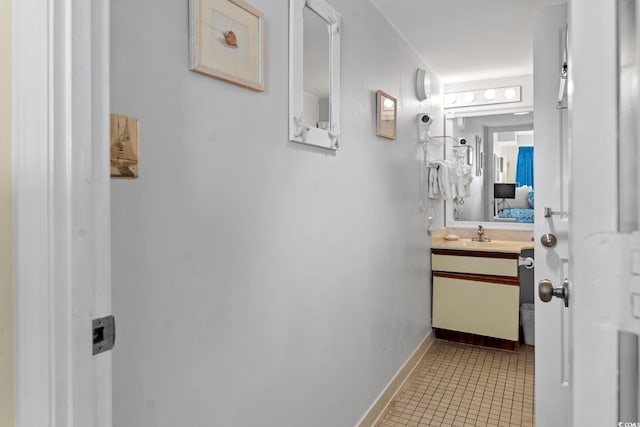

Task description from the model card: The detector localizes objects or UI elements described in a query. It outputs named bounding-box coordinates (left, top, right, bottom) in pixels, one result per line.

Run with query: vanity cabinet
left=431, top=249, right=521, bottom=351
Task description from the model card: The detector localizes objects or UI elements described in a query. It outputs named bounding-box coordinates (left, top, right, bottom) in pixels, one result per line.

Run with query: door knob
left=538, top=278, right=570, bottom=307
left=540, top=233, right=557, bottom=247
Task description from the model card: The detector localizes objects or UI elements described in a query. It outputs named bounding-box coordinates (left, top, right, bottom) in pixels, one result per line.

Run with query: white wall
left=503, top=146, right=518, bottom=182
left=516, top=131, right=534, bottom=146
left=110, top=1, right=441, bottom=426
left=0, top=1, right=13, bottom=425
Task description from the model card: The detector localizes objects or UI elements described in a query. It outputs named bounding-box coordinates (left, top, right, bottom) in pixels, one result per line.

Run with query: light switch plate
left=110, top=113, right=139, bottom=178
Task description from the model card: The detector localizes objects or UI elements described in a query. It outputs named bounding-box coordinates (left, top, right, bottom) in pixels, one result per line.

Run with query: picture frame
left=376, top=90, right=397, bottom=140
left=189, top=0, right=265, bottom=92
left=110, top=114, right=140, bottom=179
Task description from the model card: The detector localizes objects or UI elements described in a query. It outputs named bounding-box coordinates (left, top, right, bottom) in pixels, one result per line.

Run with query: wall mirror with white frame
left=444, top=111, right=534, bottom=230
left=289, top=0, right=341, bottom=150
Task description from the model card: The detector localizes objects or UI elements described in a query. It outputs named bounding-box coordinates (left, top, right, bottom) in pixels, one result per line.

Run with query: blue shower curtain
left=515, top=147, right=534, bottom=188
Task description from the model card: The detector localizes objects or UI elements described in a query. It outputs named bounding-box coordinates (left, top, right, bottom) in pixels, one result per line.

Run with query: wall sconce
left=444, top=86, right=522, bottom=109
left=416, top=68, right=431, bottom=102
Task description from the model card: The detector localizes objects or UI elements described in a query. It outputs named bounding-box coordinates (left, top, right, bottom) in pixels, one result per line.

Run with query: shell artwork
left=223, top=30, right=238, bottom=47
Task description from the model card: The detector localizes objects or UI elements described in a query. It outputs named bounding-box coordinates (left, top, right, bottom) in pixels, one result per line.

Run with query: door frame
left=13, top=0, right=111, bottom=425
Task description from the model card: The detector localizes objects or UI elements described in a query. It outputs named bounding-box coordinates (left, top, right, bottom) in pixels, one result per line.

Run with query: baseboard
left=355, top=330, right=435, bottom=427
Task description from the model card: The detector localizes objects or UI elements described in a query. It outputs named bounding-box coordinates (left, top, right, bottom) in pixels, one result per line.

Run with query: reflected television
left=494, top=183, right=516, bottom=199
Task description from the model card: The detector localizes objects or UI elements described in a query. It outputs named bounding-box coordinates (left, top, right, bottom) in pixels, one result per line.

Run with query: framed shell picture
left=189, top=0, right=265, bottom=92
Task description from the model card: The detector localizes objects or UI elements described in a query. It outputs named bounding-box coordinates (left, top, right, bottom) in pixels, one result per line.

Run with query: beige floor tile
left=375, top=340, right=535, bottom=427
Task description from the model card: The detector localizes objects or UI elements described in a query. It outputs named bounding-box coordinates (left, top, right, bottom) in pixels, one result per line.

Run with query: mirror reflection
left=446, top=113, right=534, bottom=224
left=302, top=6, right=330, bottom=130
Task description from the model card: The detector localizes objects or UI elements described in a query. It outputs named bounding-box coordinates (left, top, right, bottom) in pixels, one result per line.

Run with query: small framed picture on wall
left=189, top=0, right=265, bottom=92
left=376, top=90, right=397, bottom=140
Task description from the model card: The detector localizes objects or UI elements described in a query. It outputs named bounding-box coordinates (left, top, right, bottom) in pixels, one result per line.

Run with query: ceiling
left=371, top=0, right=566, bottom=84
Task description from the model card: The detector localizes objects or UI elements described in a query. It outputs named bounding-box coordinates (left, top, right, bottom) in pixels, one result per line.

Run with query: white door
left=569, top=0, right=639, bottom=425
left=13, top=0, right=112, bottom=425
left=533, top=4, right=571, bottom=426
left=537, top=1, right=638, bottom=425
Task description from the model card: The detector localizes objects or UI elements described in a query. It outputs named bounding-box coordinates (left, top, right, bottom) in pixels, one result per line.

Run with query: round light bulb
left=383, top=98, right=394, bottom=109
left=504, top=88, right=517, bottom=100
left=463, top=92, right=475, bottom=103
left=484, top=89, right=496, bottom=100
left=445, top=94, right=457, bottom=105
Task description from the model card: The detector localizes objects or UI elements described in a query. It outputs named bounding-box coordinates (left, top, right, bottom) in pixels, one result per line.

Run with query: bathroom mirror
left=376, top=90, right=397, bottom=140
left=289, top=0, right=341, bottom=150
left=444, top=111, right=534, bottom=230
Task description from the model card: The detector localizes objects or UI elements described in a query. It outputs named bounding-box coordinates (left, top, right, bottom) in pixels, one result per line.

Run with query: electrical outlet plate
left=110, top=113, right=139, bottom=178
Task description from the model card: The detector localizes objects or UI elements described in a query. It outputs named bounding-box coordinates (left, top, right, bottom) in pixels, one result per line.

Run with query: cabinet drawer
left=432, top=253, right=518, bottom=277
left=432, top=276, right=519, bottom=341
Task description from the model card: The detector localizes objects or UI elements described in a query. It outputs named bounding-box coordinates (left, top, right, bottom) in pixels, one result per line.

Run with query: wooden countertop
left=431, top=238, right=534, bottom=254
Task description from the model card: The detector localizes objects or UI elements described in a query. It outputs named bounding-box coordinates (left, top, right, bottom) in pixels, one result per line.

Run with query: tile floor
left=375, top=340, right=535, bottom=427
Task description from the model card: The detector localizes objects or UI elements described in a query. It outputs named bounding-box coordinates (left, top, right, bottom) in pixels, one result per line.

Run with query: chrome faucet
left=471, top=225, right=491, bottom=242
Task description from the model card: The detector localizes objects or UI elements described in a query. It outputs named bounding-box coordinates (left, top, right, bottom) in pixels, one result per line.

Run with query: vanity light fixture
left=443, top=86, right=522, bottom=109
left=504, top=88, right=517, bottom=100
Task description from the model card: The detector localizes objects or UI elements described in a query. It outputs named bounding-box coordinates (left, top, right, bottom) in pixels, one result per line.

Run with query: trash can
left=520, top=303, right=535, bottom=345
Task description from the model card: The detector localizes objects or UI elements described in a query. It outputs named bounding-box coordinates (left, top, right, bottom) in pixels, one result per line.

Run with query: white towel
left=460, top=174, right=473, bottom=198
left=427, top=160, right=468, bottom=201
left=427, top=164, right=439, bottom=199
left=444, top=160, right=459, bottom=199
left=457, top=165, right=473, bottom=198
left=434, top=160, right=454, bottom=200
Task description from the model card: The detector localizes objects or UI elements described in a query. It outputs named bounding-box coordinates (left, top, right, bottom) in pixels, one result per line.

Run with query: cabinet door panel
left=432, top=276, right=519, bottom=340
